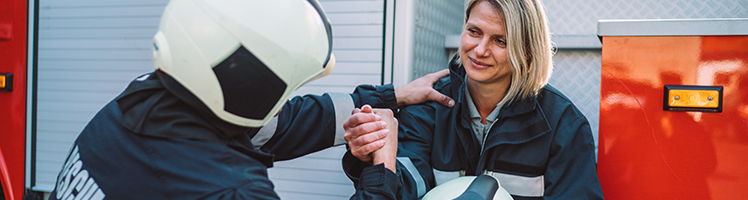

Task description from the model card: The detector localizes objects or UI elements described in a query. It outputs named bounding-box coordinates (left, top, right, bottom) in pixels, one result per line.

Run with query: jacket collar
left=447, top=55, right=477, bottom=140
left=448, top=55, right=550, bottom=145
left=116, top=71, right=253, bottom=141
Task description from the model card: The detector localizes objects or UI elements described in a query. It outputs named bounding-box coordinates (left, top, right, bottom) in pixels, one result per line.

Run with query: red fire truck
left=1, top=0, right=28, bottom=199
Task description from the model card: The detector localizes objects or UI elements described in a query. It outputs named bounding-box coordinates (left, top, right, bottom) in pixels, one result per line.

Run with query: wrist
left=394, top=88, right=404, bottom=108
left=372, top=151, right=397, bottom=173
left=370, top=148, right=397, bottom=172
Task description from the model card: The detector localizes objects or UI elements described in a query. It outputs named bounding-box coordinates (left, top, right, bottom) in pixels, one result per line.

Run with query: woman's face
left=459, top=0, right=511, bottom=87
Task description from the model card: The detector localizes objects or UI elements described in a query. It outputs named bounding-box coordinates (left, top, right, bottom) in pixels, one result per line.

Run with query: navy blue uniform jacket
left=345, top=56, right=604, bottom=200
left=48, top=71, right=398, bottom=200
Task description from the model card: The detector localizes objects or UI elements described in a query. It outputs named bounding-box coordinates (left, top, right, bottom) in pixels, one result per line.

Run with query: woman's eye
left=495, top=39, right=506, bottom=46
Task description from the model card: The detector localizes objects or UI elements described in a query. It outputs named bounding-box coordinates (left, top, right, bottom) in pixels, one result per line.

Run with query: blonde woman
left=344, top=0, right=604, bottom=199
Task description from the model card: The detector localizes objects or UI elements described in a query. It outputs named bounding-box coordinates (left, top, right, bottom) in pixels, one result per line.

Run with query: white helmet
left=421, top=176, right=514, bottom=200
left=151, top=0, right=335, bottom=127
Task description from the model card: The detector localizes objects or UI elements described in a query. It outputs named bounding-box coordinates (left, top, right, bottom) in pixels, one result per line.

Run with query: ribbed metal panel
left=547, top=50, right=602, bottom=155
left=545, top=0, right=748, bottom=36
left=411, top=0, right=464, bottom=79
left=33, top=0, right=169, bottom=190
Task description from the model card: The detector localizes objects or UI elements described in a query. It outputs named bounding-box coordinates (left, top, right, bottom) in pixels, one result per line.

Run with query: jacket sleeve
left=347, top=162, right=399, bottom=200
left=254, top=84, right=397, bottom=161
left=342, top=103, right=437, bottom=200
left=544, top=116, right=605, bottom=199
left=351, top=84, right=398, bottom=111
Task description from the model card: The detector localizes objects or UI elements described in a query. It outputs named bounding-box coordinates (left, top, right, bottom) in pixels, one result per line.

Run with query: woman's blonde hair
left=463, top=0, right=553, bottom=105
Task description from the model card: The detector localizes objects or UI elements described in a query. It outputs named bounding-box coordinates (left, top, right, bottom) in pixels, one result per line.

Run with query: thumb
left=361, top=104, right=373, bottom=113
left=428, top=69, right=450, bottom=81
left=429, top=90, right=454, bottom=107
left=423, top=69, right=449, bottom=83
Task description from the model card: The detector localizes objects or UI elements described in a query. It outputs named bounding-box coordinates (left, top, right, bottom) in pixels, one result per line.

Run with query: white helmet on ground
left=151, top=0, right=335, bottom=127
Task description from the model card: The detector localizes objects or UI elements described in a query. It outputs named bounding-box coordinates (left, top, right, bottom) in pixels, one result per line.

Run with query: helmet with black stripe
left=151, top=0, right=335, bottom=127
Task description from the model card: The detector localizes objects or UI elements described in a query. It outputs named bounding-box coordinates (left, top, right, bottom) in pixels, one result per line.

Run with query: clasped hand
left=343, top=105, right=398, bottom=173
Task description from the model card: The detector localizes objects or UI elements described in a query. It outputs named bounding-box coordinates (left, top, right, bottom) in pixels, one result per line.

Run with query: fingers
left=345, top=120, right=387, bottom=140
left=426, top=69, right=449, bottom=81
left=344, top=105, right=378, bottom=131
left=349, top=128, right=389, bottom=155
left=395, top=69, right=451, bottom=108
left=350, top=138, right=385, bottom=163
left=349, top=103, right=371, bottom=116
left=351, top=108, right=361, bottom=115
left=354, top=128, right=389, bottom=145
left=345, top=114, right=389, bottom=164
left=371, top=108, right=394, bottom=118
left=429, top=90, right=455, bottom=107
left=343, top=112, right=381, bottom=131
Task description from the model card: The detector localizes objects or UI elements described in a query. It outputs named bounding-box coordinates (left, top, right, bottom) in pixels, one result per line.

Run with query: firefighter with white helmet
left=48, top=0, right=453, bottom=199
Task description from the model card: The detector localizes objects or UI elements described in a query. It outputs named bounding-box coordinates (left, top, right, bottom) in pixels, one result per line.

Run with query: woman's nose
left=474, top=39, right=490, bottom=57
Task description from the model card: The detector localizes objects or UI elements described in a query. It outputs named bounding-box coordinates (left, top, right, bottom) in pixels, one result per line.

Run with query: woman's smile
left=469, top=57, right=493, bottom=70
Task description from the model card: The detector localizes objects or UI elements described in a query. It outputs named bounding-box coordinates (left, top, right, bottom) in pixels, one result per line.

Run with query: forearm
left=254, top=93, right=350, bottom=160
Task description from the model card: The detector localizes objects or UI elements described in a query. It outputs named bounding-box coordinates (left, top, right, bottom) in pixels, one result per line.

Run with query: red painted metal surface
left=1, top=148, right=15, bottom=200
left=0, top=0, right=27, bottom=199
left=599, top=36, right=748, bottom=200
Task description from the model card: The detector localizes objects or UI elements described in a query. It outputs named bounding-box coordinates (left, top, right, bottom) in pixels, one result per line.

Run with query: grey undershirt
left=464, top=87, right=504, bottom=147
